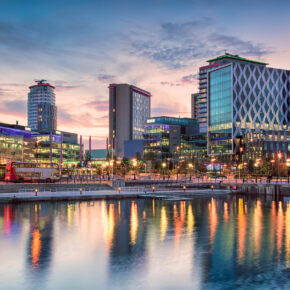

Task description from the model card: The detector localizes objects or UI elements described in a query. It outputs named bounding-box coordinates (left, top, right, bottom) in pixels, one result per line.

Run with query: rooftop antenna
left=35, top=79, right=47, bottom=84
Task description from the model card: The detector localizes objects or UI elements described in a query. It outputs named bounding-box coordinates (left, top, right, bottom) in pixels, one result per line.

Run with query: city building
left=0, top=122, right=80, bottom=167
left=143, top=116, right=206, bottom=161
left=195, top=62, right=222, bottom=133
left=109, top=84, right=151, bottom=155
left=0, top=122, right=35, bottom=164
left=34, top=131, right=80, bottom=167
left=191, top=93, right=199, bottom=119
left=206, top=54, right=290, bottom=160
left=28, top=80, right=57, bottom=133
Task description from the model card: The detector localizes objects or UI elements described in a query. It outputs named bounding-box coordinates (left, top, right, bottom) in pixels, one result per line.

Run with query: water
left=0, top=195, right=289, bottom=290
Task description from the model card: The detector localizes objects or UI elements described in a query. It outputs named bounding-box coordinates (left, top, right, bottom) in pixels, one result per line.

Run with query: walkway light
left=34, top=188, right=38, bottom=196
left=152, top=186, right=156, bottom=193
left=118, top=187, right=121, bottom=193
left=183, top=185, right=186, bottom=192
left=80, top=188, right=83, bottom=195
left=162, top=162, right=166, bottom=168
left=210, top=185, right=214, bottom=191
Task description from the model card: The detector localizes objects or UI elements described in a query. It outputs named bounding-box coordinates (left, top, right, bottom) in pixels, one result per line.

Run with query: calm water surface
left=0, top=196, right=290, bottom=290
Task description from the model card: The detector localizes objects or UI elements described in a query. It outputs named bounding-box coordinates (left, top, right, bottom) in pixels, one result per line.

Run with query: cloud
left=180, top=73, right=198, bottom=84
left=209, top=34, right=274, bottom=57
left=0, top=99, right=26, bottom=115
left=84, top=100, right=108, bottom=112
left=97, top=74, right=116, bottom=83
left=160, top=81, right=180, bottom=87
left=128, top=20, right=274, bottom=69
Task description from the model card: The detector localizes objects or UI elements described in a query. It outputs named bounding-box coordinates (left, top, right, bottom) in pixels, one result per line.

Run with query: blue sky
left=1, top=0, right=290, bottom=147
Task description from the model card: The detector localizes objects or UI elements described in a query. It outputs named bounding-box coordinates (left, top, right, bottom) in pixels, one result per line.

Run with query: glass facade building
left=143, top=117, right=206, bottom=160
left=28, top=80, right=57, bottom=132
left=132, top=90, right=151, bottom=140
left=207, top=55, right=290, bottom=160
left=0, top=123, right=80, bottom=166
left=209, top=65, right=233, bottom=154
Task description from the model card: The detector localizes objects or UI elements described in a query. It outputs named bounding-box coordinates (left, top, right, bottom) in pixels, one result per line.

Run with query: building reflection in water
left=1, top=197, right=290, bottom=289
left=27, top=203, right=53, bottom=274
left=187, top=204, right=194, bottom=237
left=237, top=198, right=247, bottom=263
left=160, top=206, right=167, bottom=241
left=208, top=198, right=218, bottom=245
left=130, top=201, right=138, bottom=245
left=174, top=202, right=186, bottom=246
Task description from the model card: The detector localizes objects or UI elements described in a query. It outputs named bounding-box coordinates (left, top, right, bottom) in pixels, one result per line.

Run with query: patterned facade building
left=207, top=54, right=290, bottom=160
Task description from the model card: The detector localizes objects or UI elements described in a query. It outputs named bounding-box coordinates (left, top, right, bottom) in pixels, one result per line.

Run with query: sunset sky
left=1, top=0, right=290, bottom=148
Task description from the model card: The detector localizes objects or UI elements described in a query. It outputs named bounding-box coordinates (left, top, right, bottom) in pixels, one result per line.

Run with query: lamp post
left=211, top=158, right=216, bottom=182
left=162, top=162, right=166, bottom=180
left=286, top=159, right=290, bottom=184
left=188, top=163, right=193, bottom=181
left=132, top=159, right=137, bottom=180
left=277, top=152, right=281, bottom=183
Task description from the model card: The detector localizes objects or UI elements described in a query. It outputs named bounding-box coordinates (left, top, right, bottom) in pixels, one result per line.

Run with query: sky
left=1, top=0, right=290, bottom=148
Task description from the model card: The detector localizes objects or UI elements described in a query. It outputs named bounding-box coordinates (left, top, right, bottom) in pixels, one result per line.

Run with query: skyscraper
left=109, top=84, right=151, bottom=153
left=191, top=93, right=199, bottom=119
left=28, top=80, right=57, bottom=133
left=207, top=54, right=290, bottom=160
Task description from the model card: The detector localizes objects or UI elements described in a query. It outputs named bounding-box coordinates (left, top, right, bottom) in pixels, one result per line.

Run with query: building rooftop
left=206, top=54, right=269, bottom=66
left=147, top=116, right=197, bottom=126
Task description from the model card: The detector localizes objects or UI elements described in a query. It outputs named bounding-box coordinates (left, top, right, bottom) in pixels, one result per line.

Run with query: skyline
left=1, top=0, right=290, bottom=148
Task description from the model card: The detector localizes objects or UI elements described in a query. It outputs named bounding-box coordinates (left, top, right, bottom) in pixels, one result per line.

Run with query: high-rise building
left=109, top=84, right=151, bottom=154
left=191, top=93, right=199, bottom=119
left=207, top=54, right=290, bottom=160
left=28, top=80, right=57, bottom=133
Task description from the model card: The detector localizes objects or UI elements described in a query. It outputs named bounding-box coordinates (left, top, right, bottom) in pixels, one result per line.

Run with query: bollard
left=34, top=188, right=38, bottom=196
left=183, top=185, right=186, bottom=192
left=80, top=188, right=83, bottom=195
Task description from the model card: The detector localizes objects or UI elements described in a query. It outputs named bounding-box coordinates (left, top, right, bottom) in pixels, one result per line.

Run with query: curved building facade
left=28, top=80, right=57, bottom=132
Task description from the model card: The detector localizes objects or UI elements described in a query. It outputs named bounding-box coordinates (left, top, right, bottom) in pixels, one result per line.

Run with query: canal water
left=0, top=196, right=289, bottom=290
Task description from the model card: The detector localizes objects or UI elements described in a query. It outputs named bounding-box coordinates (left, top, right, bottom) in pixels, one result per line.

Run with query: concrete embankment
left=0, top=182, right=111, bottom=193
left=221, top=183, right=290, bottom=196
left=0, top=188, right=232, bottom=203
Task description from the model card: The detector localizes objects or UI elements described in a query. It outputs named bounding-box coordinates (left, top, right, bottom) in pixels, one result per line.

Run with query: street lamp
left=132, top=159, right=137, bottom=180
left=277, top=152, right=282, bottom=183
left=162, top=162, right=166, bottom=180
left=211, top=158, right=216, bottom=181
left=254, top=162, right=259, bottom=183
left=188, top=163, right=193, bottom=181
left=286, top=158, right=290, bottom=184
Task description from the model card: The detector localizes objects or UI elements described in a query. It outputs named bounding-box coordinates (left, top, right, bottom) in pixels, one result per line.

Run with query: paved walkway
left=0, top=188, right=233, bottom=203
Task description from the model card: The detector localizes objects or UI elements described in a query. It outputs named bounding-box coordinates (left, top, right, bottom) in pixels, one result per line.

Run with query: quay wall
left=0, top=183, right=111, bottom=193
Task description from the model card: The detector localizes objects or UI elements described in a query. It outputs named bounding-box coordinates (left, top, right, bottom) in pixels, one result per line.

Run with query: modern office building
left=109, top=84, right=151, bottom=154
left=28, top=80, right=57, bottom=133
left=0, top=122, right=80, bottom=166
left=206, top=54, right=290, bottom=160
left=34, top=131, right=80, bottom=166
left=0, top=123, right=35, bottom=164
left=143, top=116, right=206, bottom=161
left=191, top=93, right=199, bottom=119
left=194, top=62, right=222, bottom=133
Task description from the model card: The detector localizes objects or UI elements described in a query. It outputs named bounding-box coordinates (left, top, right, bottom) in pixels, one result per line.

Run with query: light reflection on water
left=0, top=196, right=290, bottom=290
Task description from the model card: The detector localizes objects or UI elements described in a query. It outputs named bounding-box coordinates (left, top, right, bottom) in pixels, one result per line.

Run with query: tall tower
left=28, top=80, right=57, bottom=132
left=109, top=84, right=151, bottom=153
